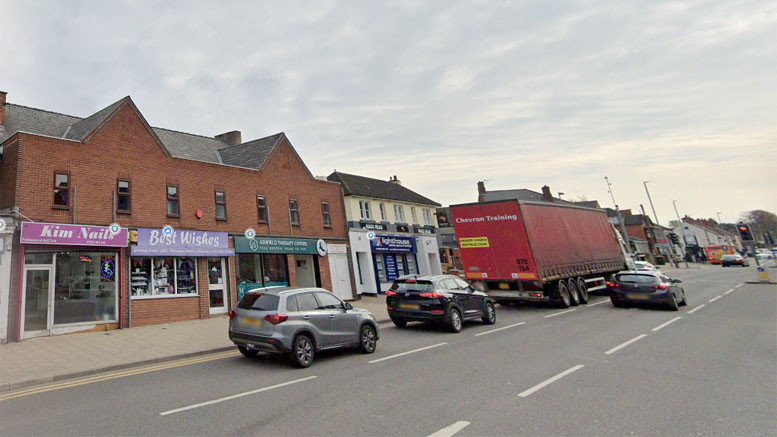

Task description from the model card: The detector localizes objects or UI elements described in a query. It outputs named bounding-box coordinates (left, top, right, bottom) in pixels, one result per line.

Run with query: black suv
left=386, top=275, right=496, bottom=332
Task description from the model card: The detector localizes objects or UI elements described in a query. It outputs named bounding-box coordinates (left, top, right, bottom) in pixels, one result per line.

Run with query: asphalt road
left=1, top=266, right=775, bottom=436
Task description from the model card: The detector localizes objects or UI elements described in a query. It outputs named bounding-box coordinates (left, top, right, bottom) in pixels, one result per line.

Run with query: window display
left=130, top=257, right=198, bottom=298
left=236, top=253, right=290, bottom=300
left=53, top=251, right=117, bottom=324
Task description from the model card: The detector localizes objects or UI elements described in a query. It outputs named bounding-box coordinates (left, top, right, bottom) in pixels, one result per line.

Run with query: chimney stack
left=389, top=175, right=402, bottom=185
left=0, top=91, right=7, bottom=127
left=541, top=185, right=553, bottom=202
left=215, top=130, right=242, bottom=146
left=477, top=181, right=487, bottom=202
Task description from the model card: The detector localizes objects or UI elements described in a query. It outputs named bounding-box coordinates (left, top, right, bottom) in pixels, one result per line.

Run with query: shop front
left=19, top=222, right=128, bottom=339
left=130, top=228, right=234, bottom=318
left=234, top=236, right=327, bottom=300
left=371, top=235, right=419, bottom=292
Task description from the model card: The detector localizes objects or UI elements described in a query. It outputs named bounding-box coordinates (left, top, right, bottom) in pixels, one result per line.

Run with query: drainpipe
left=72, top=186, right=77, bottom=224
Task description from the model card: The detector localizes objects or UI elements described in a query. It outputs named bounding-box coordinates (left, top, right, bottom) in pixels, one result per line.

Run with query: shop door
left=328, top=252, right=353, bottom=301
left=21, top=267, right=54, bottom=339
left=208, top=258, right=228, bottom=314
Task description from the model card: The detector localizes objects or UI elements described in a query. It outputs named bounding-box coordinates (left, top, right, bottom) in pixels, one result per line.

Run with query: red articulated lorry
left=450, top=200, right=634, bottom=308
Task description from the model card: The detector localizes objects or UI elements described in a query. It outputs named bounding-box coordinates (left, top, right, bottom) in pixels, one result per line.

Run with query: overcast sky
left=3, top=0, right=775, bottom=223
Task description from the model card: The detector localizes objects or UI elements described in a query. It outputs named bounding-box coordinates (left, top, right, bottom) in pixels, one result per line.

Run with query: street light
left=672, top=200, right=690, bottom=268
left=716, top=212, right=722, bottom=224
left=604, top=176, right=631, bottom=254
left=643, top=181, right=660, bottom=226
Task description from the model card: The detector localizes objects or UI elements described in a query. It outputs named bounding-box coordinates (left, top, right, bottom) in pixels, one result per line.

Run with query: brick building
left=0, top=91, right=353, bottom=342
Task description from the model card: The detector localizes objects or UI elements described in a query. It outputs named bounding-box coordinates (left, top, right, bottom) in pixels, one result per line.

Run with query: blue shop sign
left=370, top=235, right=416, bottom=253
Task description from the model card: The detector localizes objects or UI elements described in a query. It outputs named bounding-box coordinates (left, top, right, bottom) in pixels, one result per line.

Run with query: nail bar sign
left=21, top=222, right=128, bottom=247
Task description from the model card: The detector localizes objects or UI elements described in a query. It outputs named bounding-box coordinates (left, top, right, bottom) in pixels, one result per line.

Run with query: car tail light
left=606, top=281, right=621, bottom=288
left=385, top=290, right=397, bottom=296
left=264, top=314, right=289, bottom=325
left=430, top=310, right=444, bottom=314
left=387, top=306, right=394, bottom=311
left=419, top=292, right=444, bottom=298
left=405, top=280, right=417, bottom=283
left=228, top=310, right=237, bottom=319
left=652, top=285, right=668, bottom=290
left=530, top=292, right=542, bottom=297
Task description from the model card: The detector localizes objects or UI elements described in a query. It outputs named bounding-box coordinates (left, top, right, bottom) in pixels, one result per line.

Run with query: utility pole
left=672, top=200, right=690, bottom=268
left=643, top=181, right=660, bottom=225
left=604, top=176, right=632, bottom=254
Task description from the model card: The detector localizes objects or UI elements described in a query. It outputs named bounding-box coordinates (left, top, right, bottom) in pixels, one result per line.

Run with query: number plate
left=627, top=293, right=650, bottom=300
left=241, top=317, right=262, bottom=326
left=398, top=303, right=419, bottom=310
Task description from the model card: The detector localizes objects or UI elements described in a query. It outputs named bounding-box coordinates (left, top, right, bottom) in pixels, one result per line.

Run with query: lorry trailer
left=450, top=200, right=633, bottom=308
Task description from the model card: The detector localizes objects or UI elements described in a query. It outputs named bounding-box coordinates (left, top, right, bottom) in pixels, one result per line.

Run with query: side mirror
left=672, top=279, right=682, bottom=284
left=344, top=302, right=353, bottom=310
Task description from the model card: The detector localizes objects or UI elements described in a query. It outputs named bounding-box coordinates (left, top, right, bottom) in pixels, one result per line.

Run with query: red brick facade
left=1, top=98, right=353, bottom=340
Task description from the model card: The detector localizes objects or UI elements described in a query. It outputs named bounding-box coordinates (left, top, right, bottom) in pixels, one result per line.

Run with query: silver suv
left=228, top=287, right=379, bottom=367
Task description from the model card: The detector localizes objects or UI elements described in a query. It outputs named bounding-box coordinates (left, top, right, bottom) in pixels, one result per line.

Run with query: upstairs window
left=257, top=195, right=268, bottom=223
left=411, top=207, right=418, bottom=224
left=394, top=205, right=405, bottom=223
left=117, top=179, right=130, bottom=214
left=289, top=199, right=300, bottom=226
left=166, top=185, right=179, bottom=217
left=215, top=190, right=227, bottom=220
left=359, top=200, right=372, bottom=220
left=379, top=203, right=386, bottom=221
left=53, top=172, right=70, bottom=208
left=423, top=209, right=432, bottom=226
left=322, top=202, right=332, bottom=228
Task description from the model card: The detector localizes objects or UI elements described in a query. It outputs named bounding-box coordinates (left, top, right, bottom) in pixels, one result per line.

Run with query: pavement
left=0, top=294, right=389, bottom=392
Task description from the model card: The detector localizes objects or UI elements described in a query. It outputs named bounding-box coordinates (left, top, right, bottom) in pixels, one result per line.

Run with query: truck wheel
left=567, top=279, right=580, bottom=306
left=576, top=277, right=589, bottom=304
left=554, top=281, right=571, bottom=308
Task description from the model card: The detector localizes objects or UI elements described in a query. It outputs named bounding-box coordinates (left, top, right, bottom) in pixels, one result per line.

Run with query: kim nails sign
left=21, top=222, right=128, bottom=247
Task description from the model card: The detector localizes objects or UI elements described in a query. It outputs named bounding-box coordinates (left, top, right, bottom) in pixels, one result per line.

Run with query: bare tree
left=740, top=210, right=777, bottom=243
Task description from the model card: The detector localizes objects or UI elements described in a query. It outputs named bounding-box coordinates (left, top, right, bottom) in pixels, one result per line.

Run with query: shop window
left=411, top=207, right=418, bottom=224
left=375, top=255, right=387, bottom=282
left=53, top=172, right=70, bottom=208
left=423, top=209, right=432, bottom=226
left=379, top=203, right=386, bottom=221
left=117, top=179, right=131, bottom=214
left=167, top=185, right=180, bottom=217
left=396, top=255, right=407, bottom=276
left=215, top=190, right=227, bottom=220
left=322, top=202, right=331, bottom=228
left=257, top=195, right=268, bottom=223
left=53, top=251, right=117, bottom=324
left=394, top=205, right=405, bottom=223
left=236, top=253, right=290, bottom=300
left=359, top=200, right=372, bottom=220
left=289, top=199, right=300, bottom=226
left=25, top=252, right=53, bottom=264
left=130, top=257, right=197, bottom=297
left=407, top=255, right=418, bottom=274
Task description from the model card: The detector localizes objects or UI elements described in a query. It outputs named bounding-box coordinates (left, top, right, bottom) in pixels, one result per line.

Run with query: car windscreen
left=615, top=274, right=659, bottom=284
left=390, top=280, right=435, bottom=292
left=237, top=293, right=280, bottom=311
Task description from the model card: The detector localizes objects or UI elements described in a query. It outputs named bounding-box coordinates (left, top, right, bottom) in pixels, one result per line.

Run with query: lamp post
left=716, top=212, right=722, bottom=225
left=672, top=200, right=690, bottom=268
left=643, top=181, right=660, bottom=226
left=604, top=176, right=632, bottom=254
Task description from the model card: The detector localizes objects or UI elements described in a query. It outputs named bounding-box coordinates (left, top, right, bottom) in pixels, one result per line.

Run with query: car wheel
left=482, top=301, right=496, bottom=325
left=679, top=290, right=688, bottom=306
left=555, top=281, right=571, bottom=308
left=291, top=334, right=314, bottom=368
left=447, top=307, right=463, bottom=333
left=667, top=293, right=679, bottom=311
left=576, top=278, right=589, bottom=304
left=358, top=325, right=377, bottom=354
left=567, top=279, right=581, bottom=306
left=238, top=346, right=259, bottom=358
left=390, top=316, right=407, bottom=328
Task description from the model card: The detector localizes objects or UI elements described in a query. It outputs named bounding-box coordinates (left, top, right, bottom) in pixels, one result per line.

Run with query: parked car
left=634, top=261, right=659, bottom=272
left=721, top=254, right=749, bottom=267
left=229, top=287, right=379, bottom=368
left=386, top=275, right=496, bottom=332
left=607, top=272, right=687, bottom=310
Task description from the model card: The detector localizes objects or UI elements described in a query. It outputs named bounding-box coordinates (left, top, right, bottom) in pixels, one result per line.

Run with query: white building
left=327, top=172, right=442, bottom=295
left=0, top=213, right=17, bottom=343
left=670, top=221, right=740, bottom=251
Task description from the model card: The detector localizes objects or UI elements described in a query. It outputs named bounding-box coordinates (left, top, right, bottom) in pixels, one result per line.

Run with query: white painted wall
left=343, top=195, right=439, bottom=227
left=0, top=226, right=15, bottom=343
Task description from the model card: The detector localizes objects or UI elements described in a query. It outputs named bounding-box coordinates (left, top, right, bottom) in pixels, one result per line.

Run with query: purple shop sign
left=131, top=228, right=234, bottom=257
left=21, top=222, right=128, bottom=247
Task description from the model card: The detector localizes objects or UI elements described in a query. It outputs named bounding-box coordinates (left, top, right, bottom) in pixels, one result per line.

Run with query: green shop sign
left=234, top=236, right=320, bottom=255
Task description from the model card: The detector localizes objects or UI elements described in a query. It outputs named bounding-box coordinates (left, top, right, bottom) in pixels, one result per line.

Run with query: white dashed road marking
left=475, top=322, right=526, bottom=337
left=544, top=309, right=576, bottom=318
left=687, top=304, right=706, bottom=314
left=518, top=364, right=585, bottom=397
left=651, top=316, right=682, bottom=332
left=724, top=288, right=735, bottom=295
left=735, top=283, right=743, bottom=288
left=588, top=300, right=610, bottom=307
left=709, top=296, right=722, bottom=303
left=428, top=421, right=471, bottom=437
left=605, top=334, right=648, bottom=355
left=368, top=342, right=447, bottom=364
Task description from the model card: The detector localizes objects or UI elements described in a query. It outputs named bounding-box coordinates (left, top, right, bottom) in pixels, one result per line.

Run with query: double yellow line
left=0, top=350, right=239, bottom=402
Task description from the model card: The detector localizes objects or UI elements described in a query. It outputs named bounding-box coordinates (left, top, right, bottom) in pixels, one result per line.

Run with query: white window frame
left=394, top=205, right=405, bottom=223
left=359, top=200, right=372, bottom=220
left=130, top=257, right=199, bottom=299
left=379, top=203, right=386, bottom=221
left=411, top=207, right=418, bottom=224
left=423, top=209, right=432, bottom=225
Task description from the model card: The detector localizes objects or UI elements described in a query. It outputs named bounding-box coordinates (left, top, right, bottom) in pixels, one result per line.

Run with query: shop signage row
left=21, top=222, right=128, bottom=247
left=370, top=235, right=416, bottom=253
left=360, top=222, right=387, bottom=231
left=131, top=228, right=234, bottom=257
left=234, top=236, right=322, bottom=255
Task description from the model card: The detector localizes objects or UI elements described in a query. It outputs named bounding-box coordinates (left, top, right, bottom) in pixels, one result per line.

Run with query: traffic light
left=668, top=232, right=680, bottom=245
left=738, top=224, right=754, bottom=241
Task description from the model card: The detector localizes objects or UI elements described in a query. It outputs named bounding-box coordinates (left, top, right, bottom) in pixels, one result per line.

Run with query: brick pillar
left=197, top=258, right=209, bottom=319
left=317, top=251, right=332, bottom=291
left=286, top=254, right=296, bottom=286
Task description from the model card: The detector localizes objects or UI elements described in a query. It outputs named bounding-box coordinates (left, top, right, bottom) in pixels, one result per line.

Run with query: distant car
left=721, top=254, right=749, bottom=267
left=229, top=287, right=379, bottom=368
left=608, top=272, right=687, bottom=310
left=634, top=261, right=659, bottom=272
left=386, top=275, right=496, bottom=333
